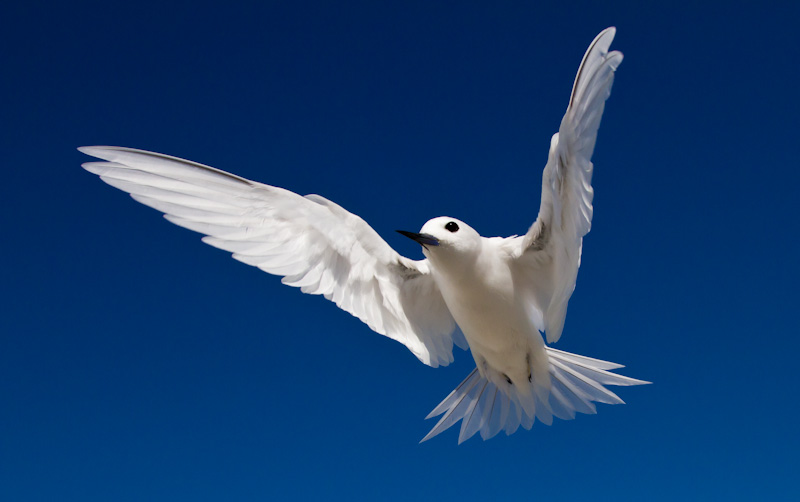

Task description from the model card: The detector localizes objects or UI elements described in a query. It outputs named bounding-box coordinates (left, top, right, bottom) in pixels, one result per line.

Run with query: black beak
left=396, top=230, right=440, bottom=247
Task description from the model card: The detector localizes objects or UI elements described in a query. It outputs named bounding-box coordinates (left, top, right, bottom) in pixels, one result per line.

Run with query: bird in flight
left=80, top=27, right=648, bottom=443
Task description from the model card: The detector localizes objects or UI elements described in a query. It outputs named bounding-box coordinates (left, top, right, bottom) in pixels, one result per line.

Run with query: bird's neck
left=431, top=242, right=503, bottom=292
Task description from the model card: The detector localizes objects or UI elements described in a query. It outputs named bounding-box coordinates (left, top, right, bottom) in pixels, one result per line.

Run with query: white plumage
left=81, top=27, right=648, bottom=443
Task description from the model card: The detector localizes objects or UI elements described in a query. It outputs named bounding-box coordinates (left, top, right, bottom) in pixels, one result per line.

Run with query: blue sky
left=2, top=1, right=799, bottom=500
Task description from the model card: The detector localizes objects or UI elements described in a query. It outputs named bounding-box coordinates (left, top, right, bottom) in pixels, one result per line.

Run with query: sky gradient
left=2, top=1, right=799, bottom=500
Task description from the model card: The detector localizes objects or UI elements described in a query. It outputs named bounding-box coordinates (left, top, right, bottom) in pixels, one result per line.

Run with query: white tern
left=80, top=27, right=648, bottom=443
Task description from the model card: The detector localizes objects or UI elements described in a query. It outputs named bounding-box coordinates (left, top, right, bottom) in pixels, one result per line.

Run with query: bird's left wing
left=80, top=146, right=464, bottom=367
left=510, top=27, right=623, bottom=343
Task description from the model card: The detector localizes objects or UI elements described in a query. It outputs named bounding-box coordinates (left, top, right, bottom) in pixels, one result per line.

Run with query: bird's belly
left=446, top=287, right=531, bottom=357
left=435, top=257, right=546, bottom=384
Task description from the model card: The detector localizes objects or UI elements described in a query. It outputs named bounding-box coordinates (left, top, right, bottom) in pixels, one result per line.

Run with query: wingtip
left=78, top=145, right=118, bottom=158
left=594, top=26, right=617, bottom=53
left=80, top=161, right=105, bottom=173
left=597, top=26, right=616, bottom=43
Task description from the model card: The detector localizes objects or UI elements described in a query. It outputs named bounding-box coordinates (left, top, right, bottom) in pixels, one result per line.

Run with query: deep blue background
left=2, top=1, right=799, bottom=500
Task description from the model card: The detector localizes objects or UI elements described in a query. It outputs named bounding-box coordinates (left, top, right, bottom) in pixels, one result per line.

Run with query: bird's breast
left=435, top=257, right=530, bottom=354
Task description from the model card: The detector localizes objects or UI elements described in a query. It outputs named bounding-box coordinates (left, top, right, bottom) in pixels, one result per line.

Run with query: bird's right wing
left=80, top=146, right=465, bottom=367
left=510, top=28, right=622, bottom=343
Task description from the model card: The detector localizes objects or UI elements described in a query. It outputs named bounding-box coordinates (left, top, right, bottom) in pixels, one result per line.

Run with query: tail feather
left=548, top=382, right=578, bottom=420
left=420, top=369, right=482, bottom=442
left=503, top=399, right=522, bottom=436
left=550, top=359, right=623, bottom=405
left=535, top=391, right=554, bottom=425
left=421, top=347, right=650, bottom=443
left=424, top=368, right=481, bottom=419
left=549, top=369, right=596, bottom=415
left=546, top=346, right=625, bottom=370
left=486, top=387, right=511, bottom=439
left=459, top=380, right=491, bottom=443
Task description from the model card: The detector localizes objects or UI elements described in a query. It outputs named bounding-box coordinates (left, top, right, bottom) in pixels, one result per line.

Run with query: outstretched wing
left=511, top=27, right=623, bottom=343
left=80, top=146, right=463, bottom=367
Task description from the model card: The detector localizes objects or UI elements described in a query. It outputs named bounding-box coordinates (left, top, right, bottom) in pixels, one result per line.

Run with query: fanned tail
left=420, top=347, right=650, bottom=444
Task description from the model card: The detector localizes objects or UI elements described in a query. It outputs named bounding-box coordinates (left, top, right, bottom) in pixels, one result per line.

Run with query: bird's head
left=397, top=217, right=481, bottom=260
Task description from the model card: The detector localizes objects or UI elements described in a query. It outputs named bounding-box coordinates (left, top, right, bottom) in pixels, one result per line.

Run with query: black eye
left=445, top=221, right=459, bottom=233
